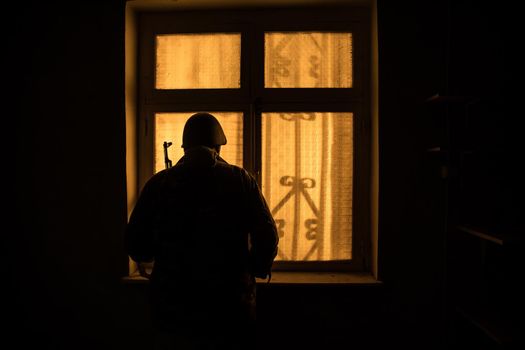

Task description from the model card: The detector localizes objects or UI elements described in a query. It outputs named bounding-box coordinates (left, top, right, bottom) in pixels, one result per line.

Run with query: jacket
left=125, top=146, right=279, bottom=330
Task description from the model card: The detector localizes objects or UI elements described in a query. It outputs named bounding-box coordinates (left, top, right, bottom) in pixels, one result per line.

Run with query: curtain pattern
left=265, top=32, right=352, bottom=88
left=263, top=32, right=353, bottom=261
left=262, top=113, right=353, bottom=261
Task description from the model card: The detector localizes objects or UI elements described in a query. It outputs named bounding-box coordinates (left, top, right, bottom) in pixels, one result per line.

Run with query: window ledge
left=121, top=275, right=149, bottom=284
left=257, top=271, right=382, bottom=285
left=121, top=272, right=381, bottom=286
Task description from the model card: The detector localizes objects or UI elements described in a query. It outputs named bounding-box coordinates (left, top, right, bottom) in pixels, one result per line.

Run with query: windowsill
left=121, top=275, right=150, bottom=284
left=257, top=271, right=381, bottom=285
left=121, top=271, right=382, bottom=286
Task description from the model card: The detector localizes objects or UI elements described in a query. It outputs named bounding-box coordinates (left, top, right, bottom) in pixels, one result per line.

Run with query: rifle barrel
left=163, top=141, right=173, bottom=169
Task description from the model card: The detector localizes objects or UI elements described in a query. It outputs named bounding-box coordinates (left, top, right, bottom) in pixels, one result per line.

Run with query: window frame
left=137, top=7, right=371, bottom=272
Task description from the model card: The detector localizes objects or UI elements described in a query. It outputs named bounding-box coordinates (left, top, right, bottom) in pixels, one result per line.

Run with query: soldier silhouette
left=126, top=112, right=279, bottom=349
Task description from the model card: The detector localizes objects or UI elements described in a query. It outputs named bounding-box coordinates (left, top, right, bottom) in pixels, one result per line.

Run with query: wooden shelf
left=455, top=225, right=505, bottom=245
left=455, top=225, right=523, bottom=246
left=456, top=307, right=516, bottom=346
left=425, top=93, right=479, bottom=105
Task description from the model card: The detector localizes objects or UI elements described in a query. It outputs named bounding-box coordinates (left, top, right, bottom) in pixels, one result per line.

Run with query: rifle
left=163, top=141, right=173, bottom=169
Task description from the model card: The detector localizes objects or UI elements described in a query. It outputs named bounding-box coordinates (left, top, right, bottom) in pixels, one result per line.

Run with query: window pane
left=262, top=112, right=353, bottom=261
left=155, top=112, right=243, bottom=173
left=156, top=33, right=241, bottom=89
left=265, top=32, right=352, bottom=88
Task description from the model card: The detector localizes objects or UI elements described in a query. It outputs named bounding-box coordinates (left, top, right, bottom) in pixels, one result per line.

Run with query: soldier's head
left=182, top=113, right=227, bottom=153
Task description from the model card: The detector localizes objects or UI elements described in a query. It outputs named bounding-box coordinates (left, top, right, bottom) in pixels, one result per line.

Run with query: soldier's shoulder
left=221, top=162, right=251, bottom=175
left=143, top=168, right=170, bottom=186
left=216, top=162, right=255, bottom=181
left=151, top=169, right=168, bottom=181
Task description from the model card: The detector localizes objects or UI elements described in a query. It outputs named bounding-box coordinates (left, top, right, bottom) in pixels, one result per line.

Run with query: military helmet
left=181, top=112, right=227, bottom=148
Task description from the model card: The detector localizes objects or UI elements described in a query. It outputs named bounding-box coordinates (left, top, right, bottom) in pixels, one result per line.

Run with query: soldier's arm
left=244, top=172, right=279, bottom=279
left=125, top=174, right=163, bottom=263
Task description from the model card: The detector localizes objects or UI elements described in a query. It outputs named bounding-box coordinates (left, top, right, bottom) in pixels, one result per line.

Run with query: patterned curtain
left=262, top=112, right=353, bottom=261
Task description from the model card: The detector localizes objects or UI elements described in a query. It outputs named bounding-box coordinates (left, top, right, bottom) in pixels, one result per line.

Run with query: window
left=137, top=8, right=371, bottom=272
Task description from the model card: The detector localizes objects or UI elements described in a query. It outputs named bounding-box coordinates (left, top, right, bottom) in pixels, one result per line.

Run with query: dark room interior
left=12, top=0, right=522, bottom=349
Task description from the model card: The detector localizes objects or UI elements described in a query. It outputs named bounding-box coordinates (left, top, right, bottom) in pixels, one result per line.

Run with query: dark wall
left=446, top=0, right=519, bottom=234
left=11, top=1, right=516, bottom=349
left=12, top=1, right=131, bottom=348
left=377, top=0, right=449, bottom=346
left=378, top=0, right=520, bottom=348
